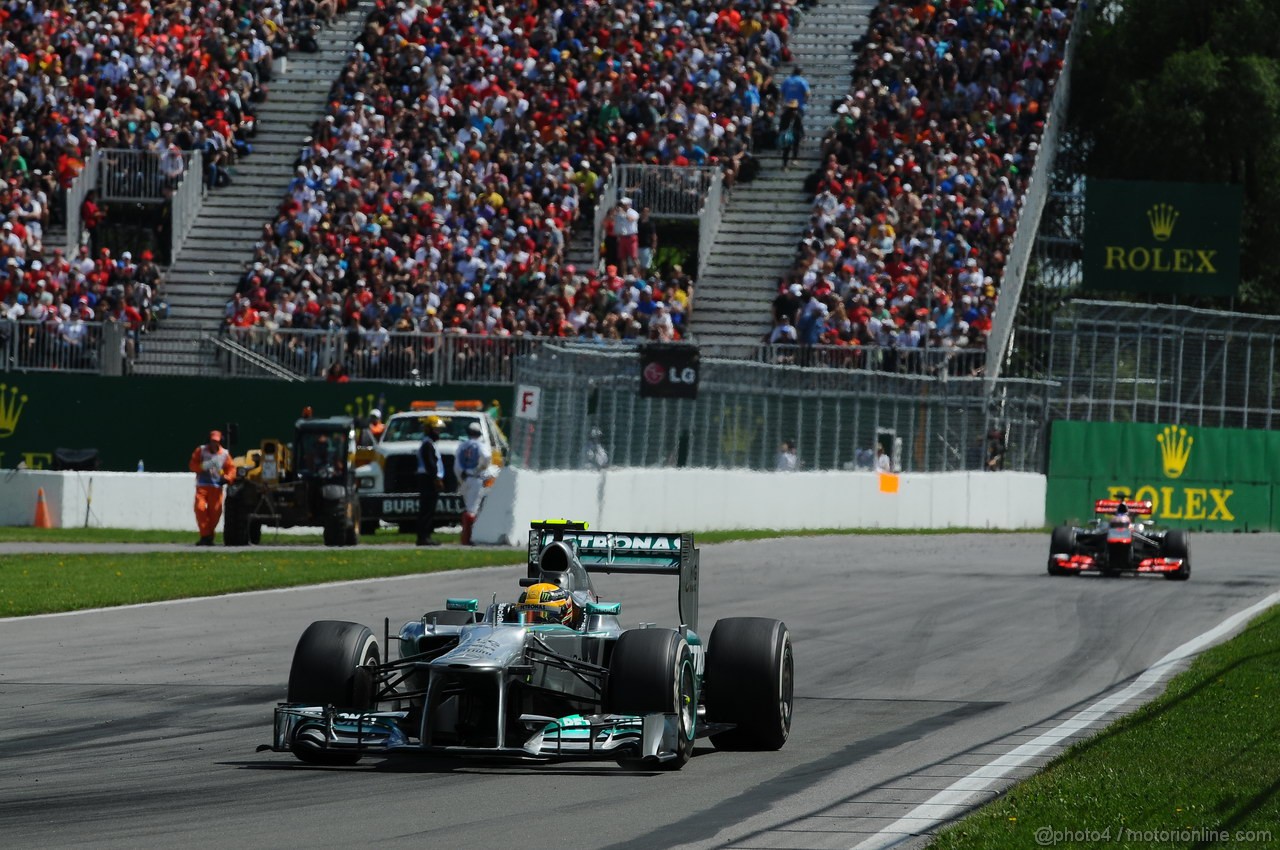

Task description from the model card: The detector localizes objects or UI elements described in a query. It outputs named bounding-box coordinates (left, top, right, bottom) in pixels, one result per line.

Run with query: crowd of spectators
left=772, top=0, right=1076, bottom=373
left=226, top=0, right=808, bottom=362
left=0, top=1, right=343, bottom=368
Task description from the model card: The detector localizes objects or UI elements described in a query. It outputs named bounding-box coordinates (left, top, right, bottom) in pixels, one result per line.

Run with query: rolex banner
left=1083, top=179, right=1243, bottom=296
left=1046, top=421, right=1277, bottom=531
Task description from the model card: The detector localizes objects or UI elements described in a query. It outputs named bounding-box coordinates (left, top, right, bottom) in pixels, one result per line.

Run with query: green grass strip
left=0, top=526, right=459, bottom=546
left=0, top=549, right=524, bottom=617
left=931, top=606, right=1280, bottom=849
left=0, top=525, right=1042, bottom=618
left=0, top=525, right=1040, bottom=546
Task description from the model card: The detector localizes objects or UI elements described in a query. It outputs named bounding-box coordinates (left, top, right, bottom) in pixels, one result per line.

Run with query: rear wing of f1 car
left=527, top=520, right=699, bottom=632
left=1094, top=499, right=1154, bottom=517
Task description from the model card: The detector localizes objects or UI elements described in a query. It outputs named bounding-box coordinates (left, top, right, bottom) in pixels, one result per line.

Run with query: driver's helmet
left=515, top=582, right=579, bottom=627
left=1111, top=502, right=1131, bottom=526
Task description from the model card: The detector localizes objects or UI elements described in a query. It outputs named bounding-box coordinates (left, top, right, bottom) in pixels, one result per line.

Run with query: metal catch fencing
left=1048, top=300, right=1280, bottom=430
left=745, top=343, right=985, bottom=377
left=508, top=345, right=1053, bottom=473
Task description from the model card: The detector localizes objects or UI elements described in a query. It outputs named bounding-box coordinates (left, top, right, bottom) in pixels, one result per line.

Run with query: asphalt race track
left=2, top=533, right=1278, bottom=850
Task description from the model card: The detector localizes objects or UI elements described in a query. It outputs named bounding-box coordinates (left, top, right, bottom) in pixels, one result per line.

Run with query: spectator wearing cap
left=612, top=198, right=641, bottom=277
left=188, top=429, right=236, bottom=546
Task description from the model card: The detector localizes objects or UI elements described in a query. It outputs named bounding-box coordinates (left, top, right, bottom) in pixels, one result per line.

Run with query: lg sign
left=639, top=344, right=700, bottom=399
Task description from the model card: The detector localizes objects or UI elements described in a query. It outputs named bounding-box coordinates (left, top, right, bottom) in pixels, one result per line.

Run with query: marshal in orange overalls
left=189, top=430, right=237, bottom=545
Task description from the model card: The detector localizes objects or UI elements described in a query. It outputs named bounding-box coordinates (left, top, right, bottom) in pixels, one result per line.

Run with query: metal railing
left=697, top=170, right=725, bottom=277
left=745, top=343, right=985, bottom=376
left=592, top=165, right=724, bottom=277
left=216, top=327, right=544, bottom=385
left=170, top=149, right=205, bottom=258
left=64, top=154, right=100, bottom=253
left=509, top=346, right=1054, bottom=473
left=0, top=319, right=122, bottom=374
left=95, top=148, right=197, bottom=202
left=984, top=2, right=1091, bottom=385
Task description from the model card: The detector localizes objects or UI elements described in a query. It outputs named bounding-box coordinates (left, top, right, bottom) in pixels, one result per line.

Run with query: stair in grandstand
left=133, top=2, right=374, bottom=377
left=692, top=0, right=875, bottom=357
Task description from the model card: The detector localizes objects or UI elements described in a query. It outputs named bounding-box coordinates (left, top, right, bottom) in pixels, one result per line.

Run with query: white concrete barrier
left=472, top=468, right=1047, bottom=545
left=0, top=470, right=205, bottom=531
left=2, top=468, right=1047, bottom=542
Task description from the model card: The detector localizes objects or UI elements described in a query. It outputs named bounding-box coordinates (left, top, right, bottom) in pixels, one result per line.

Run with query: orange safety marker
left=33, top=487, right=53, bottom=528
left=878, top=472, right=900, bottom=494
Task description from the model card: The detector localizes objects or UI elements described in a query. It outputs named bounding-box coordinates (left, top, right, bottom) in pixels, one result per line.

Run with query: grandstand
left=5, top=0, right=1080, bottom=386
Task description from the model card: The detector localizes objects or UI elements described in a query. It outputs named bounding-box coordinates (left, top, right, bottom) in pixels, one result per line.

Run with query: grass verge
left=0, top=549, right=526, bottom=617
left=930, top=606, right=1280, bottom=849
left=0, top=526, right=459, bottom=546
left=0, top=525, right=1042, bottom=618
left=0, top=525, right=1042, bottom=546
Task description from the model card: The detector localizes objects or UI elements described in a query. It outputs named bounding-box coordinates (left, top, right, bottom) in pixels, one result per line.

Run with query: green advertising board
left=1083, top=179, right=1243, bottom=296
left=0, top=374, right=512, bottom=472
left=1046, top=420, right=1278, bottom=531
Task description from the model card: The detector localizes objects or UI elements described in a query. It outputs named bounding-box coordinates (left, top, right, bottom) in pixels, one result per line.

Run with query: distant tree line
left=1071, top=0, right=1280, bottom=310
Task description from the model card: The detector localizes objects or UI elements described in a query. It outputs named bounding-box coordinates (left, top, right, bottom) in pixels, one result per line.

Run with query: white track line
left=852, top=589, right=1280, bottom=850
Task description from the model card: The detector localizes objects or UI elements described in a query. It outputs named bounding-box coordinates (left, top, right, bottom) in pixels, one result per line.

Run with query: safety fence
left=508, top=346, right=1054, bottom=474
left=744, top=343, right=985, bottom=377
left=216, top=328, right=997, bottom=385
left=0, top=319, right=125, bottom=375
left=1047, top=300, right=1280, bottom=430
left=215, top=327, right=545, bottom=385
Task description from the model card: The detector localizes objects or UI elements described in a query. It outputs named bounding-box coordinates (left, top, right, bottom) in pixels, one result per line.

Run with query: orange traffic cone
left=33, top=487, right=53, bottom=529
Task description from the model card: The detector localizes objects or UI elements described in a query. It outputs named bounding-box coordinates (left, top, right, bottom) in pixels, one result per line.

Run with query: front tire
left=1163, top=530, right=1191, bottom=581
left=607, top=629, right=696, bottom=770
left=287, top=621, right=380, bottom=765
left=705, top=617, right=793, bottom=751
left=1048, top=525, right=1074, bottom=576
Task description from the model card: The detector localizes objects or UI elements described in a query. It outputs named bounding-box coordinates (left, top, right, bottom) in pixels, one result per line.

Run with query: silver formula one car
left=262, top=521, right=793, bottom=769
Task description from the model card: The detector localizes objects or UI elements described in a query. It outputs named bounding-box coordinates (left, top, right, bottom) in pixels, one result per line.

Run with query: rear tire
left=1163, top=530, right=1191, bottom=581
left=287, top=621, right=380, bottom=765
left=607, top=629, right=696, bottom=770
left=322, top=517, right=343, bottom=547
left=1048, top=525, right=1074, bottom=576
left=705, top=618, right=793, bottom=751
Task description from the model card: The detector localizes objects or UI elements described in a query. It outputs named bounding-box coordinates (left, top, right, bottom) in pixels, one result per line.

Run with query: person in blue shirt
left=778, top=67, right=810, bottom=169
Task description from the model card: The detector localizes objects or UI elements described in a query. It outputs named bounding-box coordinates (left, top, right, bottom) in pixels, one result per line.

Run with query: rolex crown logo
left=1147, top=203, right=1178, bottom=242
left=0, top=383, right=28, bottom=438
left=1156, top=425, right=1193, bottom=479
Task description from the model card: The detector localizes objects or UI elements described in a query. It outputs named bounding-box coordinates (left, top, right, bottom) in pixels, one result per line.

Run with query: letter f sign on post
left=515, top=385, right=541, bottom=421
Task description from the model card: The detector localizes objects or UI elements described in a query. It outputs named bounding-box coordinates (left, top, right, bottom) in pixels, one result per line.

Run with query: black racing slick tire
left=286, top=621, right=380, bottom=765
left=607, top=629, right=696, bottom=770
left=1163, top=530, right=1192, bottom=581
left=222, top=490, right=250, bottom=547
left=1048, top=525, right=1075, bottom=576
left=705, top=617, right=794, bottom=751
